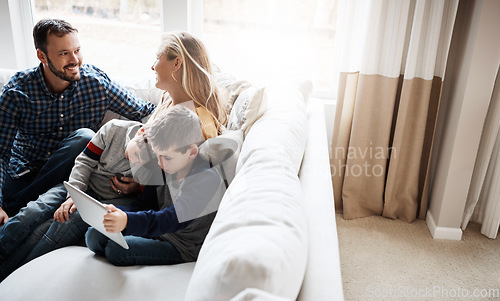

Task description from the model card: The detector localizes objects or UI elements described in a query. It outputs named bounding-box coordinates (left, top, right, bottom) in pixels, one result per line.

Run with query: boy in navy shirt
left=86, top=105, right=225, bottom=265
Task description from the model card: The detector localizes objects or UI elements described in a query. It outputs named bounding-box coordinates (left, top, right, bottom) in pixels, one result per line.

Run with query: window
left=29, top=0, right=339, bottom=95
left=202, top=0, right=339, bottom=96
left=33, top=0, right=162, bottom=80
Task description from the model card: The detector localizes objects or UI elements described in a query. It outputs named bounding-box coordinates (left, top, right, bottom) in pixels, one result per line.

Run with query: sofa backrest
left=0, top=68, right=18, bottom=90
left=185, top=80, right=310, bottom=300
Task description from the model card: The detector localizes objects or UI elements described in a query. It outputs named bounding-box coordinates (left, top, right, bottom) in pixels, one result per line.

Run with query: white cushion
left=291, top=79, right=313, bottom=102
left=0, top=246, right=196, bottom=301
left=214, top=70, right=266, bottom=135
left=185, top=149, right=309, bottom=300
left=236, top=82, right=307, bottom=175
left=198, top=129, right=244, bottom=186
left=100, top=76, right=163, bottom=125
left=0, top=68, right=17, bottom=89
left=116, top=77, right=163, bottom=105
left=214, top=70, right=251, bottom=113
left=185, top=81, right=308, bottom=301
left=226, top=85, right=266, bottom=135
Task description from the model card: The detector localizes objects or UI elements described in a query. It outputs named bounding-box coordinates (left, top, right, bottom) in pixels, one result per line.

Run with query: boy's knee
left=85, top=228, right=103, bottom=253
left=104, top=243, right=131, bottom=266
left=59, top=128, right=95, bottom=158
left=70, top=128, right=95, bottom=146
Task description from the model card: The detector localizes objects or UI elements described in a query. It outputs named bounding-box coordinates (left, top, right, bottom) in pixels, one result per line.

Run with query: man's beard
left=47, top=56, right=80, bottom=82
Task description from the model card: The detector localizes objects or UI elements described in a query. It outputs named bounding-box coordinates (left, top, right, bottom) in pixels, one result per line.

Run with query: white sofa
left=0, top=68, right=343, bottom=301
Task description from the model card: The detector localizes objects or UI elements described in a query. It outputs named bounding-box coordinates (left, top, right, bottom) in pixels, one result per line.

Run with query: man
left=0, top=19, right=155, bottom=224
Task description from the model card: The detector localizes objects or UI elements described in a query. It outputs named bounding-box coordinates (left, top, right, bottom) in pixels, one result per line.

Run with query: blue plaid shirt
left=0, top=63, right=156, bottom=205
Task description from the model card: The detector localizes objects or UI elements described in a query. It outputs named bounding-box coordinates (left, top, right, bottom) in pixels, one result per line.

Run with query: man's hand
left=110, top=175, right=139, bottom=195
left=103, top=204, right=127, bottom=233
left=0, top=207, right=9, bottom=226
left=54, top=197, right=77, bottom=222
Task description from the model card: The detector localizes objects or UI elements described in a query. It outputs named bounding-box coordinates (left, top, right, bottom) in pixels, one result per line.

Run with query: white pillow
left=215, top=72, right=251, bottom=115
left=0, top=68, right=17, bottom=90
left=226, top=85, right=266, bottom=135
left=198, top=129, right=244, bottom=186
left=235, top=82, right=307, bottom=175
left=117, top=77, right=164, bottom=105
left=102, top=77, right=163, bottom=126
left=185, top=149, right=308, bottom=301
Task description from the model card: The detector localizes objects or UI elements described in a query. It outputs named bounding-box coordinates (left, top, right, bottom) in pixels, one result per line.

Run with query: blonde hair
left=151, top=31, right=227, bottom=131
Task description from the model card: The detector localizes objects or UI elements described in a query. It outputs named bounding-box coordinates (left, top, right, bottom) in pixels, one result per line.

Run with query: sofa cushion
left=185, top=149, right=308, bottom=301
left=0, top=246, right=196, bottom=300
left=0, top=69, right=17, bottom=90
left=198, top=129, right=244, bottom=186
left=226, top=85, right=266, bottom=135
left=185, top=83, right=309, bottom=300
left=117, top=77, right=163, bottom=105
left=215, top=70, right=267, bottom=135
left=214, top=70, right=251, bottom=113
left=236, top=82, right=308, bottom=175
left=101, top=77, right=163, bottom=125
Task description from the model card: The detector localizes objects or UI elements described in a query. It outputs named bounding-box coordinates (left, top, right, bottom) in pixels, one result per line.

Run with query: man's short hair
left=145, top=105, right=204, bottom=153
left=33, top=19, right=78, bottom=53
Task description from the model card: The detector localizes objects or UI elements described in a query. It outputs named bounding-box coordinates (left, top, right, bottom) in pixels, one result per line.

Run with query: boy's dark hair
left=33, top=19, right=78, bottom=53
left=145, top=105, right=204, bottom=154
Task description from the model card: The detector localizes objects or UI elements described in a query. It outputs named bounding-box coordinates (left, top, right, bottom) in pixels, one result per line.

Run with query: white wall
left=427, top=0, right=500, bottom=239
left=0, top=0, right=19, bottom=69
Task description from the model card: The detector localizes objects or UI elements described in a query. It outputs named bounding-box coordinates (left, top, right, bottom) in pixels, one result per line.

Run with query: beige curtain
left=330, top=0, right=459, bottom=222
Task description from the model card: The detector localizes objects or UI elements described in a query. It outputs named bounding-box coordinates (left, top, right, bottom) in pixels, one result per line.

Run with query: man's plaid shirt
left=0, top=64, right=156, bottom=205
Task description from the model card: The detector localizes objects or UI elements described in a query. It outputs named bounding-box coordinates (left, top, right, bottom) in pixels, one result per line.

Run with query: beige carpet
left=336, top=214, right=500, bottom=301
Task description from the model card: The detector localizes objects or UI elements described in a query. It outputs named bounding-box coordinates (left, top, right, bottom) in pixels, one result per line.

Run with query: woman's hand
left=103, top=204, right=127, bottom=233
left=54, top=197, right=77, bottom=222
left=110, top=175, right=140, bottom=195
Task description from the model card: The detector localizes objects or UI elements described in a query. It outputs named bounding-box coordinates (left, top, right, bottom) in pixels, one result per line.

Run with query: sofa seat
left=0, top=246, right=195, bottom=300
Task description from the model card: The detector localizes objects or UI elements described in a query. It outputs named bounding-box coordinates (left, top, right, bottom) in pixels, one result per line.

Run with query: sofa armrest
left=297, top=99, right=344, bottom=301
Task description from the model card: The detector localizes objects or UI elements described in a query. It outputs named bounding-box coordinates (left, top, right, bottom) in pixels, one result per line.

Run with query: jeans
left=85, top=228, right=184, bottom=266
left=24, top=210, right=89, bottom=263
left=0, top=183, right=67, bottom=262
left=0, top=183, right=69, bottom=281
left=0, top=186, right=137, bottom=281
left=0, top=219, right=52, bottom=282
left=2, top=128, right=94, bottom=216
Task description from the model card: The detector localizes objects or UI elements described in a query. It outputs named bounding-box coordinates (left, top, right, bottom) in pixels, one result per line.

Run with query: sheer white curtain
left=462, top=66, right=500, bottom=239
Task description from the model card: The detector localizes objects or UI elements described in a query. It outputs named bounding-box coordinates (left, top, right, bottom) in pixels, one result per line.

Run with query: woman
left=149, top=31, right=227, bottom=139
left=111, top=31, right=228, bottom=192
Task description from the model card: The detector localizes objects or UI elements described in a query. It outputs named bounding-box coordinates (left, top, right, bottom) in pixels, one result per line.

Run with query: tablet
left=63, top=181, right=129, bottom=249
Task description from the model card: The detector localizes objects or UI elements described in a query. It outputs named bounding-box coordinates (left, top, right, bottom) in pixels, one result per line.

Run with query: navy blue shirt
left=0, top=63, right=156, bottom=205
left=124, top=156, right=223, bottom=237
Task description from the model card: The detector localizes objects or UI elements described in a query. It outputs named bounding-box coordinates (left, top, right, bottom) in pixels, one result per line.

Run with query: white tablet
left=63, top=181, right=129, bottom=249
